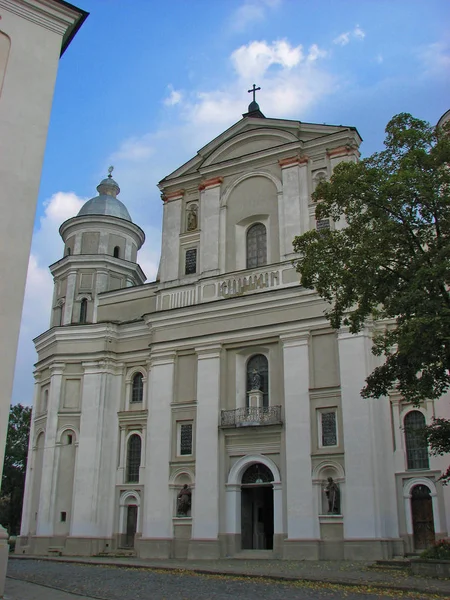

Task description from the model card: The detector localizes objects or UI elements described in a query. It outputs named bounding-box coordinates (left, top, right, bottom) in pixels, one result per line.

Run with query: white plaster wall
left=0, top=3, right=66, bottom=486
left=160, top=200, right=182, bottom=282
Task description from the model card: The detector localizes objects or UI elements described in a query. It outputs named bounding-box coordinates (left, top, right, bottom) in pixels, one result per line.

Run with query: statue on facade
left=186, top=205, right=198, bottom=231
left=325, top=477, right=340, bottom=514
left=177, top=484, right=192, bottom=516
left=251, top=368, right=261, bottom=390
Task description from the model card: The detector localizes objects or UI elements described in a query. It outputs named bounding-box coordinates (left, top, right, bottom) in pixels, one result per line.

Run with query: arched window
left=113, top=246, right=120, bottom=258
left=247, top=354, right=269, bottom=407
left=131, top=372, right=144, bottom=403
left=79, top=298, right=87, bottom=324
left=246, top=223, right=267, bottom=269
left=126, top=434, right=141, bottom=483
left=404, top=411, right=429, bottom=470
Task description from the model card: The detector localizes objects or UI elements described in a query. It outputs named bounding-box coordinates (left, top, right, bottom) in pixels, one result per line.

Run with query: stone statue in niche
left=186, top=204, right=198, bottom=231
left=325, top=477, right=340, bottom=514
left=251, top=368, right=261, bottom=391
left=177, top=484, right=192, bottom=516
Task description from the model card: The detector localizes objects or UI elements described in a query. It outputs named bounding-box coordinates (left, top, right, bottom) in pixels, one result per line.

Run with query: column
left=199, top=178, right=222, bottom=276
left=92, top=270, right=109, bottom=322
left=279, top=157, right=309, bottom=260
left=70, top=361, right=107, bottom=538
left=36, top=363, right=64, bottom=536
left=140, top=351, right=174, bottom=557
left=189, top=344, right=221, bottom=558
left=281, top=332, right=318, bottom=548
left=63, top=271, right=77, bottom=325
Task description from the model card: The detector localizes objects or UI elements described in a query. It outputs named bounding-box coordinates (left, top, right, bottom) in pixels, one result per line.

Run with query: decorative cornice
left=278, top=155, right=309, bottom=168
left=198, top=176, right=223, bottom=191
left=162, top=189, right=185, bottom=203
left=0, top=0, right=84, bottom=39
left=326, top=145, right=360, bottom=159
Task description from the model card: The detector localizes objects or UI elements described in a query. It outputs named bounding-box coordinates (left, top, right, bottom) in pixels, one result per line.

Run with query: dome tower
left=50, top=169, right=146, bottom=327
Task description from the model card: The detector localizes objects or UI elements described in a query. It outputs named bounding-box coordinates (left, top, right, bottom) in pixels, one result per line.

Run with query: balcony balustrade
left=220, top=405, right=282, bottom=428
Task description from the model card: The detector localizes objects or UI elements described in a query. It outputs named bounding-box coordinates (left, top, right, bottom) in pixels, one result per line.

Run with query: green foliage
left=420, top=539, right=450, bottom=560
left=293, top=113, right=450, bottom=480
left=0, top=404, right=31, bottom=535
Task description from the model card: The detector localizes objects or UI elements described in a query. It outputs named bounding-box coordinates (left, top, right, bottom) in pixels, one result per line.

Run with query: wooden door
left=411, top=485, right=435, bottom=550
left=125, top=505, right=138, bottom=548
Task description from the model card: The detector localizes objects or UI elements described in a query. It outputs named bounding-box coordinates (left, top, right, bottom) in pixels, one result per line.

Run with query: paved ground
left=5, top=557, right=450, bottom=600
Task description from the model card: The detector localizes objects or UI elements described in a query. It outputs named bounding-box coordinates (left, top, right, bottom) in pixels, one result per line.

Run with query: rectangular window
left=179, top=422, right=193, bottom=456
left=319, top=409, right=338, bottom=447
left=67, top=434, right=73, bottom=445
left=185, top=248, right=197, bottom=275
left=61, top=511, right=67, bottom=522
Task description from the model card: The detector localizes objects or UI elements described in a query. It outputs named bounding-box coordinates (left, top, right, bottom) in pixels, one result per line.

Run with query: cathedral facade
left=18, top=103, right=450, bottom=560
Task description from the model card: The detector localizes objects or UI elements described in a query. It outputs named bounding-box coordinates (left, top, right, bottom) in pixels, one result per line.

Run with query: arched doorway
left=119, top=492, right=140, bottom=549
left=241, top=463, right=274, bottom=550
left=411, top=484, right=435, bottom=549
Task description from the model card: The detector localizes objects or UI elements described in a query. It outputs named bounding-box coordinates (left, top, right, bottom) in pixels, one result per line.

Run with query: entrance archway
left=119, top=491, right=140, bottom=549
left=411, top=484, right=435, bottom=549
left=241, top=463, right=274, bottom=549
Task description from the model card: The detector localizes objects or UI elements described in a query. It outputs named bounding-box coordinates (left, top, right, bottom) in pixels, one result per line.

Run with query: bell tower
left=50, top=169, right=146, bottom=327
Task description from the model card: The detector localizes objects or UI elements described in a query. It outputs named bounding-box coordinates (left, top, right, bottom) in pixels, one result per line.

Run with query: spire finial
left=248, top=83, right=261, bottom=103
left=107, top=165, right=114, bottom=179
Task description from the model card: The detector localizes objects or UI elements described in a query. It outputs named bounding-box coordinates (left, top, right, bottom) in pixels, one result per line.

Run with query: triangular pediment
left=159, top=115, right=359, bottom=187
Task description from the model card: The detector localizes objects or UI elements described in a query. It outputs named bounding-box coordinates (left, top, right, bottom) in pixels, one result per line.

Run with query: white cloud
left=110, top=137, right=155, bottom=162
left=164, top=85, right=183, bottom=107
left=334, top=26, right=365, bottom=46
left=232, top=39, right=303, bottom=79
left=418, top=42, right=450, bottom=77
left=333, top=32, right=350, bottom=46
left=229, top=0, right=282, bottom=33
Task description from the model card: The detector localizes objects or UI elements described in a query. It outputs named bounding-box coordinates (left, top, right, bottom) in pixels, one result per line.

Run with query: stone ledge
left=411, top=558, right=450, bottom=579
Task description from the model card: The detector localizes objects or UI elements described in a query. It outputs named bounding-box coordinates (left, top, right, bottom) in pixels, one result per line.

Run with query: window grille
left=185, top=248, right=197, bottom=275
left=246, top=223, right=267, bottom=269
left=242, top=463, right=274, bottom=484
left=321, top=411, right=337, bottom=446
left=179, top=423, right=193, bottom=456
left=126, top=434, right=141, bottom=483
left=404, top=411, right=429, bottom=470
left=316, top=219, right=330, bottom=232
left=131, top=373, right=144, bottom=403
left=246, top=354, right=269, bottom=407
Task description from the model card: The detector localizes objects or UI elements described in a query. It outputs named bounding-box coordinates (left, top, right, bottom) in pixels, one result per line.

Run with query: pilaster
left=63, top=271, right=77, bottom=325
left=160, top=192, right=183, bottom=282
left=338, top=328, right=399, bottom=541
left=141, top=350, right=175, bottom=547
left=279, top=156, right=309, bottom=259
left=189, top=344, right=222, bottom=558
left=281, top=331, right=318, bottom=540
left=199, top=178, right=223, bottom=276
left=36, top=363, right=64, bottom=536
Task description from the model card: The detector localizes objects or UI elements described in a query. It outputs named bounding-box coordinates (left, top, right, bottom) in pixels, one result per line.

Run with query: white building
left=0, top=0, right=86, bottom=593
left=18, top=101, right=450, bottom=561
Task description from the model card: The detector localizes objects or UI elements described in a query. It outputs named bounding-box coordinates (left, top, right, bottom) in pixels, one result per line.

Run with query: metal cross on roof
left=107, top=165, right=114, bottom=178
left=248, top=84, right=261, bottom=102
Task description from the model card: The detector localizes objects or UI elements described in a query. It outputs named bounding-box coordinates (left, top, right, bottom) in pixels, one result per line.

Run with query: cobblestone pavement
left=6, top=558, right=448, bottom=600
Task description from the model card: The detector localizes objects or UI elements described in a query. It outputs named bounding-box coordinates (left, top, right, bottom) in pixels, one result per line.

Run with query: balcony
left=220, top=406, right=282, bottom=428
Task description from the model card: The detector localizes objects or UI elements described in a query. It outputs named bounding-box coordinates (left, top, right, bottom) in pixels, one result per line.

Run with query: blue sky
left=12, top=0, right=450, bottom=404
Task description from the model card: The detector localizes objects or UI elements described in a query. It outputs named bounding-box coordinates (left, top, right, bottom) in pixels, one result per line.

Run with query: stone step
left=371, top=559, right=411, bottom=570
left=234, top=550, right=275, bottom=560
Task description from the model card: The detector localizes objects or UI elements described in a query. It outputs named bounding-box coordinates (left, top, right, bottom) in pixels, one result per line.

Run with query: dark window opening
left=405, top=411, right=429, bottom=470
left=246, top=354, right=269, bottom=407
left=246, top=223, right=267, bottom=269
left=126, top=434, right=142, bottom=483
left=66, top=247, right=71, bottom=256
left=67, top=434, right=73, bottom=445
left=131, top=373, right=144, bottom=403
left=113, top=246, right=120, bottom=258
left=79, top=298, right=87, bottom=324
left=61, top=511, right=67, bottom=522
left=185, top=248, right=197, bottom=275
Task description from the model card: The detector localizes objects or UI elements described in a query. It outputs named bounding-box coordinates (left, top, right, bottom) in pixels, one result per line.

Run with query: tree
left=0, top=404, right=31, bottom=535
left=293, top=113, right=450, bottom=481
